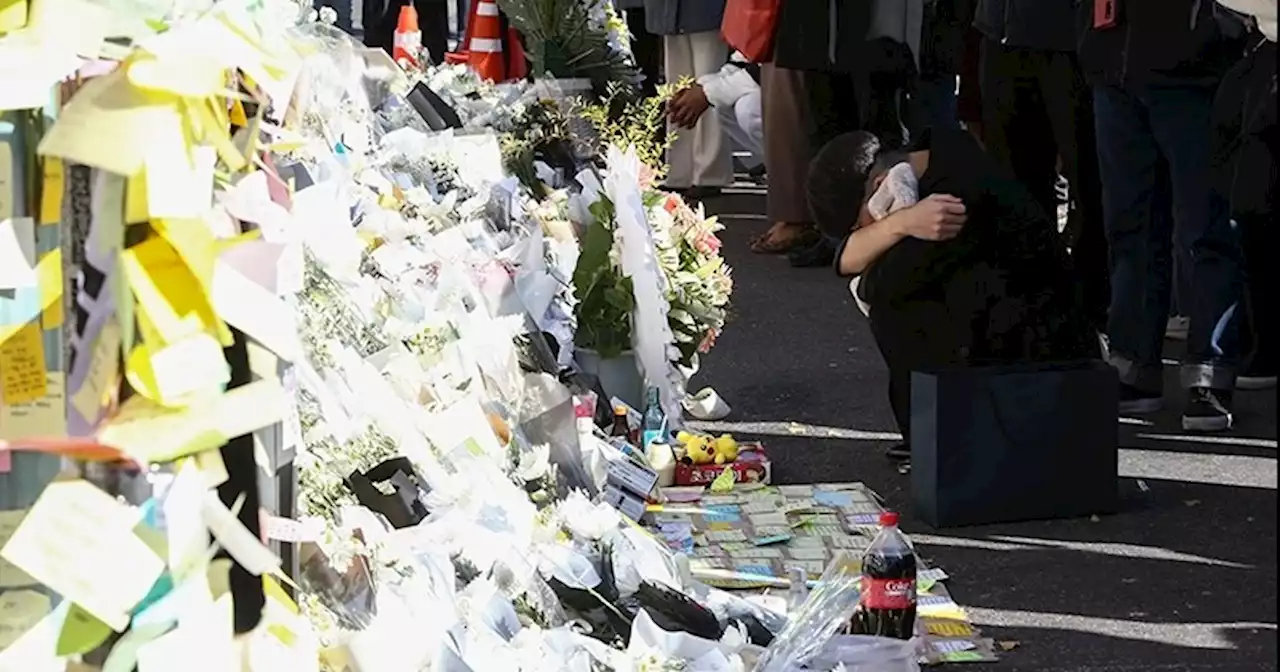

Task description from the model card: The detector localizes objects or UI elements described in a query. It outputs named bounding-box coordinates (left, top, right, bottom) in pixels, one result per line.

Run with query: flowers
left=649, top=192, right=733, bottom=367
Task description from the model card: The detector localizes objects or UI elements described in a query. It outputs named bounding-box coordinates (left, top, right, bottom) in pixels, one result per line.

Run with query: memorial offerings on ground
left=0, top=0, right=993, bottom=668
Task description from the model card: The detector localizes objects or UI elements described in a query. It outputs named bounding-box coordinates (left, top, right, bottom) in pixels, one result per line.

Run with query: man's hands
left=893, top=194, right=967, bottom=241
left=668, top=84, right=711, bottom=129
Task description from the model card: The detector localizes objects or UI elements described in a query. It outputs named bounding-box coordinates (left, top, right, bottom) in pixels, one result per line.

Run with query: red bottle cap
left=879, top=511, right=899, bottom=527
left=396, top=4, right=419, bottom=32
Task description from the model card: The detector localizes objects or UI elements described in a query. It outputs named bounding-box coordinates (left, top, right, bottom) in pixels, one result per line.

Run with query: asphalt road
left=695, top=185, right=1278, bottom=671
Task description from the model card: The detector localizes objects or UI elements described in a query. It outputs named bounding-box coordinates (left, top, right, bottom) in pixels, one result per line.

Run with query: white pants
left=664, top=31, right=733, bottom=188
left=717, top=90, right=764, bottom=170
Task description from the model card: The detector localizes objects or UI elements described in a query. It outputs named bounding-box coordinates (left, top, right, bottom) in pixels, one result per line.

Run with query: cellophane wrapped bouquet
left=648, top=192, right=733, bottom=369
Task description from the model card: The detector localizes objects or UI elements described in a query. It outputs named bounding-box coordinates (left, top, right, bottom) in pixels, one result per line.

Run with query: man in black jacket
left=974, top=0, right=1108, bottom=336
left=1078, top=0, right=1247, bottom=431
left=810, top=129, right=1097, bottom=459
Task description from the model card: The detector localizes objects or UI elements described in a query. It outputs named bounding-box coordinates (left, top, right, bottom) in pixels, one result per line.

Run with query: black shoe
left=1119, top=384, right=1163, bottom=415
left=1237, top=361, right=1277, bottom=391
left=746, top=164, right=767, bottom=183
left=788, top=234, right=838, bottom=268
left=1182, top=387, right=1233, bottom=432
left=885, top=444, right=910, bottom=461
left=685, top=185, right=723, bottom=201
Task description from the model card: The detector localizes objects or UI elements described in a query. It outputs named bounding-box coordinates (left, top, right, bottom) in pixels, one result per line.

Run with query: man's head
left=807, top=131, right=908, bottom=233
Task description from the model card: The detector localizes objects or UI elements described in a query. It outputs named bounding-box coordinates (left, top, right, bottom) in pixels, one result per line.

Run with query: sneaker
left=1165, top=316, right=1189, bottom=341
left=1182, top=387, right=1234, bottom=432
left=1119, top=384, right=1163, bottom=414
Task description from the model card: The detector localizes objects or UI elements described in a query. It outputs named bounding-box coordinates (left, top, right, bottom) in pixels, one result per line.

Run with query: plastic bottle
left=851, top=511, right=916, bottom=639
left=641, top=386, right=665, bottom=451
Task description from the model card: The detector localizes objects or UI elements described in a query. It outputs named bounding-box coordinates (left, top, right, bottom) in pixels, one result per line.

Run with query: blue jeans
left=1094, top=84, right=1243, bottom=393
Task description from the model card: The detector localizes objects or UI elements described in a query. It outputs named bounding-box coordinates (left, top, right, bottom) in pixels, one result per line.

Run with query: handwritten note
left=1, top=372, right=67, bottom=439
left=0, top=588, right=51, bottom=650
left=0, top=509, right=35, bottom=588
left=69, top=320, right=120, bottom=425
left=0, top=322, right=48, bottom=404
left=0, top=479, right=165, bottom=630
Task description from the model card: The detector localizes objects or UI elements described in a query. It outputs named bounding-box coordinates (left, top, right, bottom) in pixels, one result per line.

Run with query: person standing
left=975, top=0, right=1109, bottom=333
left=617, top=0, right=663, bottom=97
left=907, top=0, right=975, bottom=137
left=1079, top=0, right=1247, bottom=430
left=1212, top=0, right=1276, bottom=390
left=645, top=0, right=733, bottom=197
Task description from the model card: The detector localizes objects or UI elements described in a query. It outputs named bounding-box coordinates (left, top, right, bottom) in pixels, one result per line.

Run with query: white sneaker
left=1165, top=316, right=1189, bottom=341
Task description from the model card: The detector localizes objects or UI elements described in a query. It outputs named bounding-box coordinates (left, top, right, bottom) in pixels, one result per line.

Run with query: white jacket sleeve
left=1217, top=0, right=1277, bottom=41
left=696, top=64, right=761, bottom=110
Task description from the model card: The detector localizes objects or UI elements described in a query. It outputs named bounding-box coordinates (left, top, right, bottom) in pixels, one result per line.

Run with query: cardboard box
left=674, top=443, right=771, bottom=486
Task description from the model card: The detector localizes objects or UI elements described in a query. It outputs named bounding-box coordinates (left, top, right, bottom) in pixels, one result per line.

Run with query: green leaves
left=572, top=198, right=636, bottom=358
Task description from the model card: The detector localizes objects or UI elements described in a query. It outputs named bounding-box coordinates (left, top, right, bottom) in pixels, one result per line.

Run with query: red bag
left=720, top=0, right=781, bottom=63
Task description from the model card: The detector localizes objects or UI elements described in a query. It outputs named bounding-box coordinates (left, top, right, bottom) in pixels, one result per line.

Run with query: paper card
left=145, top=145, right=216, bottom=220
left=162, top=462, right=209, bottom=578
left=1, top=372, right=67, bottom=439
left=39, top=70, right=183, bottom=176
left=0, top=322, right=48, bottom=404
left=421, top=397, right=506, bottom=467
left=0, top=480, right=165, bottom=630
left=211, top=247, right=300, bottom=361
left=0, top=143, right=11, bottom=221
left=37, top=247, right=63, bottom=329
left=97, top=378, right=286, bottom=463
left=0, top=588, right=51, bottom=650
left=69, top=320, right=120, bottom=426
left=0, top=217, right=37, bottom=289
left=201, top=491, right=280, bottom=576
left=133, top=332, right=230, bottom=404
left=0, top=509, right=35, bottom=588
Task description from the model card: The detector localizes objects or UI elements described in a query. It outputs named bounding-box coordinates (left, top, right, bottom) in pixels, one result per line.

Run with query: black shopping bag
left=911, top=361, right=1119, bottom=528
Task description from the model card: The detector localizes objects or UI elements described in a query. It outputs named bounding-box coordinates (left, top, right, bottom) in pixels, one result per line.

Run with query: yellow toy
left=712, top=434, right=739, bottom=464
left=683, top=435, right=717, bottom=465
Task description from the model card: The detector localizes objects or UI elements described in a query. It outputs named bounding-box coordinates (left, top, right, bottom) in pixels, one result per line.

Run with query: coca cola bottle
left=851, top=511, right=917, bottom=639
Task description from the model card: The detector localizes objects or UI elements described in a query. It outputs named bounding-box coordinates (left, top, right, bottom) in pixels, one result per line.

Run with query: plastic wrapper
left=752, top=552, right=864, bottom=671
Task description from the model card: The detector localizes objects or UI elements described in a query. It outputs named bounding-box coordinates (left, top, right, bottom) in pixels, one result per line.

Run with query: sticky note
left=97, top=378, right=286, bottom=463
left=162, top=462, right=209, bottom=577
left=2, top=371, right=67, bottom=439
left=0, top=479, right=165, bottom=631
left=201, top=491, right=281, bottom=576
left=125, top=171, right=149, bottom=224
left=39, top=158, right=63, bottom=225
left=126, top=332, right=229, bottom=406
left=145, top=146, right=216, bottom=220
left=69, top=321, right=120, bottom=426
left=0, top=143, right=10, bottom=222
left=37, top=70, right=185, bottom=177
left=0, top=322, right=48, bottom=404
left=0, top=588, right=50, bottom=650
left=0, top=217, right=37, bottom=289
left=0, top=0, right=28, bottom=32
left=121, top=235, right=226, bottom=346
left=37, top=248, right=63, bottom=329
left=0, top=509, right=35, bottom=587
left=56, top=603, right=112, bottom=655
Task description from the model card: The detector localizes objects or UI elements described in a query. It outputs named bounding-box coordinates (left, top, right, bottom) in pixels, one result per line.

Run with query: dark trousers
left=1240, top=216, right=1275, bottom=373
left=1094, top=83, right=1243, bottom=393
left=868, top=300, right=965, bottom=445
left=624, top=8, right=662, bottom=97
left=979, top=40, right=1109, bottom=330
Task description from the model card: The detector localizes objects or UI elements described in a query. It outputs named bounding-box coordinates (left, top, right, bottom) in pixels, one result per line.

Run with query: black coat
left=972, top=0, right=1078, bottom=52
left=773, top=0, right=875, bottom=73
left=859, top=128, right=1095, bottom=363
left=1212, top=36, right=1277, bottom=220
left=922, top=0, right=977, bottom=77
left=1077, top=0, right=1247, bottom=87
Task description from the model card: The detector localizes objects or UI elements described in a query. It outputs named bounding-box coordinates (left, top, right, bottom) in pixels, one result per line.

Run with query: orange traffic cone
left=393, top=4, right=422, bottom=67
left=466, top=0, right=506, bottom=81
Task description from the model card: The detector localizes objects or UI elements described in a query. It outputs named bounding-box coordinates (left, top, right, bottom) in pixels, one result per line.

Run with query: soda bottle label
left=863, top=577, right=916, bottom=610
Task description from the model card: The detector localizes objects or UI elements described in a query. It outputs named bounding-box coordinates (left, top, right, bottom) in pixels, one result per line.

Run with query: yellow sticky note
left=38, top=247, right=63, bottom=329
left=0, top=509, right=35, bottom=588
left=56, top=603, right=112, bottom=656
left=124, top=171, right=149, bottom=224
left=228, top=98, right=248, bottom=127
left=0, top=0, right=27, bottom=33
left=125, top=332, right=229, bottom=407
left=0, top=142, right=12, bottom=221
left=39, top=157, right=63, bottom=225
left=0, top=480, right=165, bottom=631
left=37, top=68, right=185, bottom=177
left=1, top=371, right=66, bottom=439
left=0, top=589, right=50, bottom=650
left=0, top=322, right=47, bottom=404
left=121, top=236, right=227, bottom=346
left=97, top=378, right=286, bottom=463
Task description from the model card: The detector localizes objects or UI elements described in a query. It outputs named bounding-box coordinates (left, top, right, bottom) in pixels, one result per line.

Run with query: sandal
left=751, top=224, right=818, bottom=254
